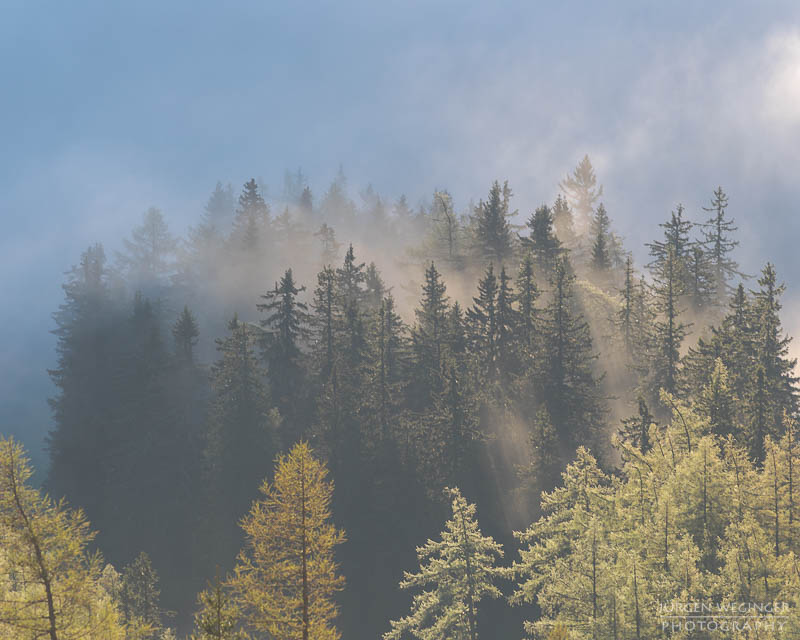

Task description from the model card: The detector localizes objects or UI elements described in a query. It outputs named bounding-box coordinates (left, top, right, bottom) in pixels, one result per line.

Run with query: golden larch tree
left=230, top=441, right=345, bottom=640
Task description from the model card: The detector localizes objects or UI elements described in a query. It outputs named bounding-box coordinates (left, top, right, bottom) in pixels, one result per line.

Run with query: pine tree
left=520, top=205, right=563, bottom=276
left=190, top=574, right=247, bottom=640
left=230, top=442, right=346, bottom=640
left=1, top=437, right=127, bottom=640
left=473, top=180, right=514, bottom=265
left=702, top=186, right=742, bottom=304
left=559, top=155, right=603, bottom=235
left=384, top=487, right=506, bottom=640
left=495, top=266, right=518, bottom=378
left=172, top=305, right=199, bottom=363
left=365, top=262, right=387, bottom=311
left=257, top=269, right=310, bottom=442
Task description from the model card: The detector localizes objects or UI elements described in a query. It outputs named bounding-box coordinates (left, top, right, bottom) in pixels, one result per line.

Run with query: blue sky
left=3, top=1, right=800, bottom=466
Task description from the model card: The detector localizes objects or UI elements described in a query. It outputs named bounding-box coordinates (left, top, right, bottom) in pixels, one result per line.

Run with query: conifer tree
left=495, top=266, right=518, bottom=378
left=205, top=315, right=276, bottom=551
left=116, top=207, right=178, bottom=291
left=190, top=574, right=247, bottom=640
left=314, top=223, right=341, bottom=266
left=539, top=257, right=605, bottom=446
left=686, top=244, right=713, bottom=313
left=1, top=437, right=127, bottom=640
left=410, top=262, right=450, bottom=406
left=230, top=442, right=345, bottom=640
left=172, top=305, right=200, bottom=363
left=559, top=155, right=603, bottom=234
left=47, top=244, right=118, bottom=525
left=516, top=254, right=540, bottom=356
left=749, top=263, right=798, bottom=446
left=473, top=181, right=514, bottom=265
left=702, top=186, right=742, bottom=304
left=230, top=179, right=270, bottom=253
left=467, top=263, right=499, bottom=381
left=311, top=267, right=337, bottom=379
left=258, top=268, right=310, bottom=441
left=119, top=552, right=163, bottom=635
left=551, top=194, right=576, bottom=249
left=618, top=256, right=636, bottom=354
left=520, top=205, right=563, bottom=276
left=618, top=397, right=655, bottom=453
left=384, top=487, right=505, bottom=640
left=649, top=247, right=689, bottom=398
left=646, top=205, right=692, bottom=292
left=590, top=203, right=611, bottom=272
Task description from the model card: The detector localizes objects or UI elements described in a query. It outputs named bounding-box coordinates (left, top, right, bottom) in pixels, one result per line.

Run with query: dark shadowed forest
left=3, top=157, right=799, bottom=639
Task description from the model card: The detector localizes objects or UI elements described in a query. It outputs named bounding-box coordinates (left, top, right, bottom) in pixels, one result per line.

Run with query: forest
left=2, top=157, right=799, bottom=639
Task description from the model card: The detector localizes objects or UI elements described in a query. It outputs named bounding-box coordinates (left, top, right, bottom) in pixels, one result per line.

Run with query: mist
left=4, top=2, right=800, bottom=638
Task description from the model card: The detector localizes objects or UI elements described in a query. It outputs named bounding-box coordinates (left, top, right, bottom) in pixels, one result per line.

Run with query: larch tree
left=0, top=437, right=127, bottom=640
left=230, top=442, right=345, bottom=640
left=190, top=574, right=247, bottom=640
left=384, top=487, right=506, bottom=640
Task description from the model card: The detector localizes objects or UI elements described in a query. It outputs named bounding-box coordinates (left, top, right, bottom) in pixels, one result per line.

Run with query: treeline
left=17, top=157, right=800, bottom=637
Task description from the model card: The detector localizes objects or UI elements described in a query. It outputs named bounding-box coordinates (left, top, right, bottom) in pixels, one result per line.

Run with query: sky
left=2, top=0, right=800, bottom=468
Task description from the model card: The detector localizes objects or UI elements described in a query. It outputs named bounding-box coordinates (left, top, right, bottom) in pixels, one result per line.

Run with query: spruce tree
left=559, top=155, right=603, bottom=234
left=410, top=262, right=450, bottom=406
left=539, top=257, right=605, bottom=447
left=551, top=194, right=576, bottom=249
left=473, top=180, right=514, bottom=265
left=516, top=254, right=540, bottom=356
left=649, top=246, right=690, bottom=398
left=590, top=203, right=611, bottom=272
left=172, top=305, right=199, bottom=363
left=467, top=264, right=498, bottom=381
left=646, top=204, right=692, bottom=292
left=520, top=205, right=563, bottom=276
left=311, top=267, right=337, bottom=379
left=205, top=315, right=276, bottom=554
left=230, top=179, right=270, bottom=254
left=257, top=269, right=310, bottom=442
left=701, top=186, right=742, bottom=304
left=314, top=223, right=341, bottom=266
left=384, top=487, right=506, bottom=640
left=116, top=207, right=177, bottom=292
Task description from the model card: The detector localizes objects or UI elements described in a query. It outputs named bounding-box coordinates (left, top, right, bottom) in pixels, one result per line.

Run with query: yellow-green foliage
left=0, top=436, right=129, bottom=640
left=229, top=441, right=345, bottom=640
left=513, top=389, right=800, bottom=639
